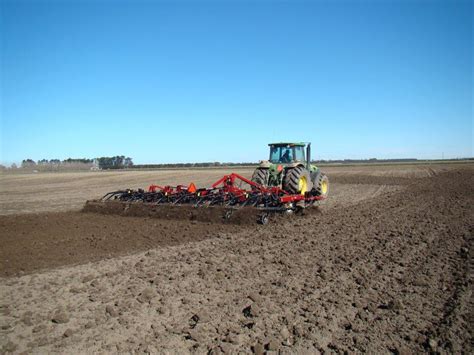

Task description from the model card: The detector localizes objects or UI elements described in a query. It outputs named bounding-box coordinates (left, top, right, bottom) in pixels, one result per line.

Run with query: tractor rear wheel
left=313, top=172, right=329, bottom=198
left=251, top=168, right=269, bottom=186
left=283, top=166, right=312, bottom=195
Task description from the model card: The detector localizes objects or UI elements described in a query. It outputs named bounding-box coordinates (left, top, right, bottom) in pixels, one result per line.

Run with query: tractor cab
left=269, top=143, right=306, bottom=164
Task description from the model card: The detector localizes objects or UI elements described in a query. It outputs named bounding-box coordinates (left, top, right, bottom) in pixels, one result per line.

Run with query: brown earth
left=0, top=212, right=241, bottom=278
left=0, top=168, right=409, bottom=279
left=0, top=164, right=472, bottom=353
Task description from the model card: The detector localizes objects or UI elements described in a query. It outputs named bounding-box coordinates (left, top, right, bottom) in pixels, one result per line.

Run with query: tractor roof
left=268, top=142, right=306, bottom=147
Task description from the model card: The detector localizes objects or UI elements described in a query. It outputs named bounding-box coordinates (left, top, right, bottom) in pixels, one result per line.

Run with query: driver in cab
left=281, top=149, right=292, bottom=163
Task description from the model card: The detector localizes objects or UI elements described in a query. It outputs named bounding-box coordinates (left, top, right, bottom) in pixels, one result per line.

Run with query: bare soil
left=0, top=164, right=472, bottom=354
left=0, top=212, right=240, bottom=278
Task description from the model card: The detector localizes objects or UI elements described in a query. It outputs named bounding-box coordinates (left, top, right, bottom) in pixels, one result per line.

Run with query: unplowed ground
left=0, top=164, right=472, bottom=354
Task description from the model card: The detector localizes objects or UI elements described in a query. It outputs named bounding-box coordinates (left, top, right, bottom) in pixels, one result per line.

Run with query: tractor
left=251, top=142, right=329, bottom=198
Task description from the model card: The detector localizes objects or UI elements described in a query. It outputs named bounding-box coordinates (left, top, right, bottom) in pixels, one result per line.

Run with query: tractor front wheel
left=313, top=172, right=329, bottom=198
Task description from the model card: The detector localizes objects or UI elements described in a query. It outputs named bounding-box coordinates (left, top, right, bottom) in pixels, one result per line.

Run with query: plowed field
left=0, top=164, right=472, bottom=353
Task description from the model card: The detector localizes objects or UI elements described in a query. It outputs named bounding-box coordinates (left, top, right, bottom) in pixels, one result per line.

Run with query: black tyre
left=283, top=166, right=312, bottom=195
left=313, top=172, right=329, bottom=198
left=251, top=168, right=269, bottom=186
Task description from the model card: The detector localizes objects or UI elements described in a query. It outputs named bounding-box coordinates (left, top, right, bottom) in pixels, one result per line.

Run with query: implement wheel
left=258, top=213, right=269, bottom=225
left=283, top=166, right=312, bottom=195
left=251, top=168, right=269, bottom=186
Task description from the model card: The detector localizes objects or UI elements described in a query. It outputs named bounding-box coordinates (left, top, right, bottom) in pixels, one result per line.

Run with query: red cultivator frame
left=93, top=173, right=326, bottom=224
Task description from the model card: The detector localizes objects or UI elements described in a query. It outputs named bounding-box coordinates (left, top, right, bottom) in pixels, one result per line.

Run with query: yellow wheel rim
left=321, top=179, right=328, bottom=195
left=298, top=176, right=308, bottom=195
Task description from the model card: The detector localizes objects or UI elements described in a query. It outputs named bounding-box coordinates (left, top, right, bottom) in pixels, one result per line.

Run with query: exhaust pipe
left=306, top=143, right=311, bottom=170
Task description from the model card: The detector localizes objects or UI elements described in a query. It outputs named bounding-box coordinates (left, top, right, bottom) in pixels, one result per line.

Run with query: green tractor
left=251, top=142, right=329, bottom=198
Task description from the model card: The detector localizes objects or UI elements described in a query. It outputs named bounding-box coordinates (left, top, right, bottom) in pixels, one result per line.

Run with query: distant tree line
left=21, top=158, right=94, bottom=168
left=312, top=158, right=420, bottom=164
left=133, top=162, right=255, bottom=169
left=312, top=158, right=474, bottom=164
left=7, top=156, right=134, bottom=171
left=133, top=158, right=454, bottom=169
left=97, top=156, right=133, bottom=169
left=2, top=156, right=472, bottom=173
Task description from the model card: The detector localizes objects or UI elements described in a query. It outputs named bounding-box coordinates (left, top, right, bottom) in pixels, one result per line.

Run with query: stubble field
left=0, top=163, right=472, bottom=353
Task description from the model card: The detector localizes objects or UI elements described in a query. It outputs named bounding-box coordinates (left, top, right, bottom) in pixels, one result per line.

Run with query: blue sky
left=1, top=0, right=472, bottom=165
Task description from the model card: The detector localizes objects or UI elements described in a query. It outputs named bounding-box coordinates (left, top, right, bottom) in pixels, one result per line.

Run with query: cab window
left=269, top=146, right=294, bottom=163
left=294, top=146, right=305, bottom=161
